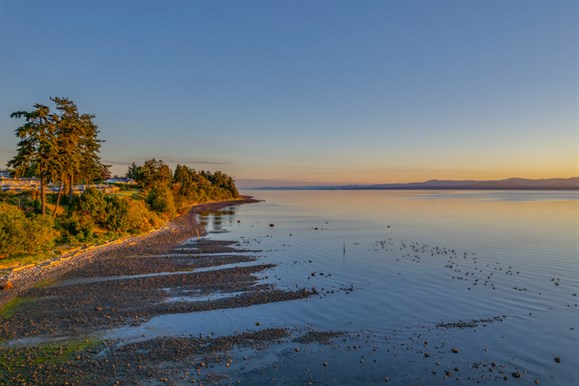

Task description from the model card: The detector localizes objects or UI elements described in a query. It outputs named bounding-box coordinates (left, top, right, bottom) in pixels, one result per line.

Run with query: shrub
left=57, top=214, right=95, bottom=241
left=146, top=185, right=176, bottom=218
left=23, top=215, right=57, bottom=253
left=0, top=204, right=27, bottom=255
left=0, top=204, right=57, bottom=256
left=78, top=188, right=107, bottom=224
left=125, top=199, right=163, bottom=233
left=104, top=195, right=129, bottom=231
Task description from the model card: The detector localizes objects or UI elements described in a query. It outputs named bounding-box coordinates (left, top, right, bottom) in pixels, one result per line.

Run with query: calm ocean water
left=109, top=190, right=579, bottom=385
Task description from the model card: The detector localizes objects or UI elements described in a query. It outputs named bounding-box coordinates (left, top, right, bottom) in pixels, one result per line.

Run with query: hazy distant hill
left=258, top=177, right=579, bottom=190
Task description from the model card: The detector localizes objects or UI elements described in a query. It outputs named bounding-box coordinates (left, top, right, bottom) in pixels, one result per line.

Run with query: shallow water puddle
left=163, top=290, right=247, bottom=303
left=192, top=261, right=264, bottom=273
left=49, top=270, right=197, bottom=287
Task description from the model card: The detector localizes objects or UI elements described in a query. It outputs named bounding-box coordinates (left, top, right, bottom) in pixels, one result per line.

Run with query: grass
left=31, top=339, right=99, bottom=365
left=0, top=251, right=56, bottom=269
left=0, top=338, right=101, bottom=383
left=34, top=278, right=57, bottom=288
left=113, top=188, right=141, bottom=199
left=0, top=297, right=34, bottom=320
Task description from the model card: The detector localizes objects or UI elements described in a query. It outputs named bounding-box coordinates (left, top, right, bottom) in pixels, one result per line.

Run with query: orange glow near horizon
left=237, top=166, right=578, bottom=186
left=233, top=143, right=578, bottom=185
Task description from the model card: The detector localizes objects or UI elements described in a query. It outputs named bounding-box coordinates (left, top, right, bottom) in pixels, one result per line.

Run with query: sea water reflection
left=198, top=208, right=238, bottom=233
left=107, top=190, right=578, bottom=385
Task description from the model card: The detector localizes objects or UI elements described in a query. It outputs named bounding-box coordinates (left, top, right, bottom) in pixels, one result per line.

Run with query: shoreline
left=0, top=194, right=328, bottom=385
left=0, top=195, right=260, bottom=308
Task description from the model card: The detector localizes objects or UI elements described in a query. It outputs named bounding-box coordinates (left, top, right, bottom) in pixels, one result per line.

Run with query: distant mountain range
left=258, top=177, right=579, bottom=190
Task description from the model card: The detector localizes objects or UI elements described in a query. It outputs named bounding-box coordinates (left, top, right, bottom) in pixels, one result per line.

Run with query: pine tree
left=9, top=98, right=105, bottom=215
left=8, top=104, right=61, bottom=215
left=51, top=97, right=104, bottom=201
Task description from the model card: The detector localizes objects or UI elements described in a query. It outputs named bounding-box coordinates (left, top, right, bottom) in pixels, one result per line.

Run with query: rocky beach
left=0, top=197, right=327, bottom=385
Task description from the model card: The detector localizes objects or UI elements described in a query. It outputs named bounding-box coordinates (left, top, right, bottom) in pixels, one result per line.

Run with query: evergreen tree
left=9, top=98, right=105, bottom=215
left=51, top=97, right=103, bottom=200
left=8, top=104, right=60, bottom=215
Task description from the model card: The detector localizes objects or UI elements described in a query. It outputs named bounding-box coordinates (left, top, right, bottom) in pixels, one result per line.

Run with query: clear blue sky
left=1, top=0, right=577, bottom=187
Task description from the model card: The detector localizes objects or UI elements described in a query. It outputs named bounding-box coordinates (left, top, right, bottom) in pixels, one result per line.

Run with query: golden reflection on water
left=256, top=190, right=575, bottom=219
left=247, top=190, right=578, bottom=255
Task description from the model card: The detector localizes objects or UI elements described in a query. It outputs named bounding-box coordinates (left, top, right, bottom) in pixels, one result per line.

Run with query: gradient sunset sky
left=0, top=0, right=577, bottom=187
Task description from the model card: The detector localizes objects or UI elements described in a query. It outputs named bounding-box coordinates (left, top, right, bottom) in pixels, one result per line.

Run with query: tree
left=52, top=97, right=82, bottom=215
left=76, top=111, right=104, bottom=187
left=77, top=187, right=108, bottom=224
left=8, top=104, right=60, bottom=215
left=10, top=98, right=105, bottom=216
left=147, top=184, right=176, bottom=217
left=126, top=162, right=140, bottom=180
left=135, top=159, right=172, bottom=191
left=51, top=97, right=104, bottom=201
left=99, top=164, right=112, bottom=181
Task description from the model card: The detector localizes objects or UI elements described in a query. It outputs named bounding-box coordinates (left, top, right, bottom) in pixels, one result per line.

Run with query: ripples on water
left=111, top=190, right=579, bottom=385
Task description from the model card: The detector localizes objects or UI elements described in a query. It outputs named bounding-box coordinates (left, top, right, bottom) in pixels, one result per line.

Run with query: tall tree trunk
left=68, top=173, right=74, bottom=201
left=40, top=176, right=46, bottom=216
left=53, top=179, right=64, bottom=218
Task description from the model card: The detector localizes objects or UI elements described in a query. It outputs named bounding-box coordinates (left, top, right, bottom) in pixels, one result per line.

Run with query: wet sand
left=0, top=197, right=324, bottom=385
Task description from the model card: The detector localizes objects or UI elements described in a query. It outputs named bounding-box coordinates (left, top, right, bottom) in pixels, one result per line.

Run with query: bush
left=0, top=204, right=27, bottom=256
left=0, top=204, right=57, bottom=256
left=78, top=188, right=107, bottom=224
left=57, top=213, right=95, bottom=241
left=146, top=185, right=176, bottom=218
left=104, top=195, right=129, bottom=231
left=23, top=215, right=57, bottom=253
left=125, top=199, right=163, bottom=233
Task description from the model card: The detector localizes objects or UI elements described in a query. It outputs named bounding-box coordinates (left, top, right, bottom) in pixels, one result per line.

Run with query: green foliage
left=131, top=159, right=172, bottom=191
left=128, top=160, right=240, bottom=212
left=147, top=185, right=176, bottom=218
left=24, top=215, right=57, bottom=253
left=0, top=204, right=26, bottom=255
left=57, top=213, right=94, bottom=241
left=77, top=188, right=107, bottom=224
left=5, top=96, right=241, bottom=263
left=104, top=195, right=129, bottom=231
left=8, top=104, right=60, bottom=215
left=8, top=98, right=105, bottom=214
left=0, top=204, right=57, bottom=256
left=125, top=199, right=163, bottom=233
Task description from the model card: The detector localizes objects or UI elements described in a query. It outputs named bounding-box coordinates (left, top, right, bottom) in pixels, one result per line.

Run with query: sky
left=0, top=0, right=577, bottom=188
